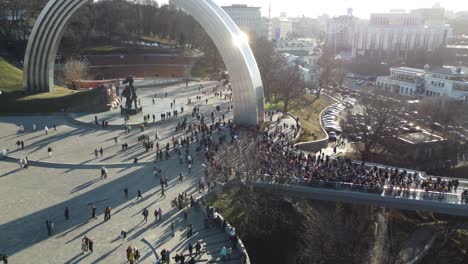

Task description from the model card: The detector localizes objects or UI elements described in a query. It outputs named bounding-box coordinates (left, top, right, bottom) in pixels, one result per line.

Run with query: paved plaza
left=0, top=81, right=244, bottom=263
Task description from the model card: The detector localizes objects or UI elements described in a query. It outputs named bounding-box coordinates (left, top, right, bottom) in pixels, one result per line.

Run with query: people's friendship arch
left=24, top=0, right=265, bottom=126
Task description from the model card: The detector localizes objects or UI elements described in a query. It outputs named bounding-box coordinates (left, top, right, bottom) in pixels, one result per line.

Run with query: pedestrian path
left=0, top=80, right=241, bottom=264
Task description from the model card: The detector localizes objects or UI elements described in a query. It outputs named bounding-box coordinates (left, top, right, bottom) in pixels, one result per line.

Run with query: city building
left=280, top=53, right=319, bottom=87
left=222, top=4, right=264, bottom=38
left=376, top=65, right=468, bottom=101
left=271, top=13, right=293, bottom=40
left=292, top=16, right=320, bottom=38
left=376, top=67, right=426, bottom=96
left=275, top=38, right=317, bottom=54
left=445, top=44, right=468, bottom=66
left=326, top=9, right=359, bottom=53
left=342, top=73, right=376, bottom=91
left=351, top=11, right=452, bottom=58
left=424, top=66, right=468, bottom=101
left=261, top=17, right=272, bottom=40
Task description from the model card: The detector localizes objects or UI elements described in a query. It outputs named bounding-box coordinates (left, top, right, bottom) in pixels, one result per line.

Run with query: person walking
left=220, top=246, right=227, bottom=262
left=179, top=173, right=183, bottom=182
left=49, top=220, right=55, bottom=235
left=142, top=208, right=149, bottom=223
left=99, top=147, right=103, bottom=157
left=158, top=208, right=163, bottom=221
left=94, top=148, right=98, bottom=158
left=171, top=221, right=175, bottom=237
left=161, top=185, right=166, bottom=198
left=134, top=247, right=140, bottom=263
left=187, top=223, right=193, bottom=238
left=91, top=205, right=97, bottom=219
left=47, top=146, right=53, bottom=157
left=227, top=246, right=232, bottom=260
left=183, top=209, right=188, bottom=224
left=1, top=254, right=8, bottom=264
left=121, top=228, right=127, bottom=243
left=126, top=246, right=132, bottom=261
left=137, top=189, right=143, bottom=200
left=129, top=248, right=135, bottom=264
left=101, top=167, right=108, bottom=180
left=124, top=187, right=129, bottom=199
left=46, top=220, right=52, bottom=236
left=88, top=238, right=94, bottom=253
left=44, top=126, right=49, bottom=135
left=64, top=207, right=69, bottom=220
left=195, top=241, right=202, bottom=256
left=188, top=243, right=193, bottom=257
left=81, top=237, right=88, bottom=254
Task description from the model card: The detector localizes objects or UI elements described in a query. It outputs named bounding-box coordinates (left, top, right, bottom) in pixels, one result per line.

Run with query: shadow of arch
left=23, top=0, right=264, bottom=126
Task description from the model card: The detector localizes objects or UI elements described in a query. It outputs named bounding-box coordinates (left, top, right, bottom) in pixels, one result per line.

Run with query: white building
left=376, top=67, right=426, bottom=96
left=271, top=13, right=293, bottom=40
left=376, top=66, right=468, bottom=101
left=351, top=12, right=452, bottom=58
left=222, top=4, right=264, bottom=38
left=424, top=66, right=468, bottom=101
left=280, top=53, right=318, bottom=86
left=326, top=9, right=359, bottom=53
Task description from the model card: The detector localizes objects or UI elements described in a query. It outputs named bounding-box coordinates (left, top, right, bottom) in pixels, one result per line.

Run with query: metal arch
left=24, top=0, right=264, bottom=126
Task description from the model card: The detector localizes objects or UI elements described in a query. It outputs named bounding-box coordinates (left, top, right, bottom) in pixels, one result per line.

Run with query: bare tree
left=316, top=46, right=340, bottom=97
left=251, top=37, right=282, bottom=102
left=63, top=58, right=88, bottom=89
left=274, top=58, right=305, bottom=113
left=352, top=94, right=403, bottom=161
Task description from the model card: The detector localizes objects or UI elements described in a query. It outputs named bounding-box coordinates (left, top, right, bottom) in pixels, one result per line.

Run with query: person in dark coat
left=188, top=243, right=193, bottom=257
left=88, top=238, right=94, bottom=253
left=64, top=207, right=69, bottom=220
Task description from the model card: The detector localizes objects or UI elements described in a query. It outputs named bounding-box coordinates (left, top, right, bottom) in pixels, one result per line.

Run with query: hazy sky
left=159, top=0, right=468, bottom=18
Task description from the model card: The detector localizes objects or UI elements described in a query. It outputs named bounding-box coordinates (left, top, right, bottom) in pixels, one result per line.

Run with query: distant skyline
left=159, top=0, right=468, bottom=18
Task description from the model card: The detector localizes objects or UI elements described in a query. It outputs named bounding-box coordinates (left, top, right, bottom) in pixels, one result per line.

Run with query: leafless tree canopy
left=63, top=59, right=89, bottom=89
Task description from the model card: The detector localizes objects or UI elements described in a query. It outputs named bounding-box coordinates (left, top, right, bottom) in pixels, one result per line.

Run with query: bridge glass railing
left=253, top=174, right=467, bottom=205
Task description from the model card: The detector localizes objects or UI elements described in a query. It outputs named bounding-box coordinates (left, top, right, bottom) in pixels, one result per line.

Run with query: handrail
left=252, top=174, right=467, bottom=205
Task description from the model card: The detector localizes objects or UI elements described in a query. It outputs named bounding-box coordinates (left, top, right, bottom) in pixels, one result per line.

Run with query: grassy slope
left=0, top=57, right=23, bottom=93
left=266, top=94, right=334, bottom=142
left=0, top=57, right=97, bottom=113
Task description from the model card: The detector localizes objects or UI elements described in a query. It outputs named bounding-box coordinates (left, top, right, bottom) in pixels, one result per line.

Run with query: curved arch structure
left=24, top=0, right=264, bottom=126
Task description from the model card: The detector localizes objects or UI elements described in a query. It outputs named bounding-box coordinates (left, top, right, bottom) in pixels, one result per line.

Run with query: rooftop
left=391, top=67, right=426, bottom=75
left=426, top=66, right=466, bottom=76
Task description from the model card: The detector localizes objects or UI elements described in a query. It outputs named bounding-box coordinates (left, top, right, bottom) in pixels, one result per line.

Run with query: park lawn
left=84, top=45, right=119, bottom=53
left=0, top=57, right=23, bottom=93
left=140, top=35, right=178, bottom=46
left=0, top=57, right=98, bottom=113
left=289, top=94, right=334, bottom=142
left=266, top=94, right=334, bottom=142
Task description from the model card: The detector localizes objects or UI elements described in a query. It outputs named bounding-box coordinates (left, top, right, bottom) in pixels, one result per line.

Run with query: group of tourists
left=126, top=246, right=140, bottom=263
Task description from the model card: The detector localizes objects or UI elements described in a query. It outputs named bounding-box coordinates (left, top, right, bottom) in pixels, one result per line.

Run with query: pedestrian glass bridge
left=252, top=175, right=468, bottom=217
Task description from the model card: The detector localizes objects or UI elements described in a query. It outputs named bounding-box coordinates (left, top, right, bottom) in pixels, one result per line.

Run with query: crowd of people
left=200, top=116, right=467, bottom=206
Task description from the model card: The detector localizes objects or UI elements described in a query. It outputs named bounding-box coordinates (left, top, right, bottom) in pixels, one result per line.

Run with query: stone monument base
left=121, top=107, right=143, bottom=116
